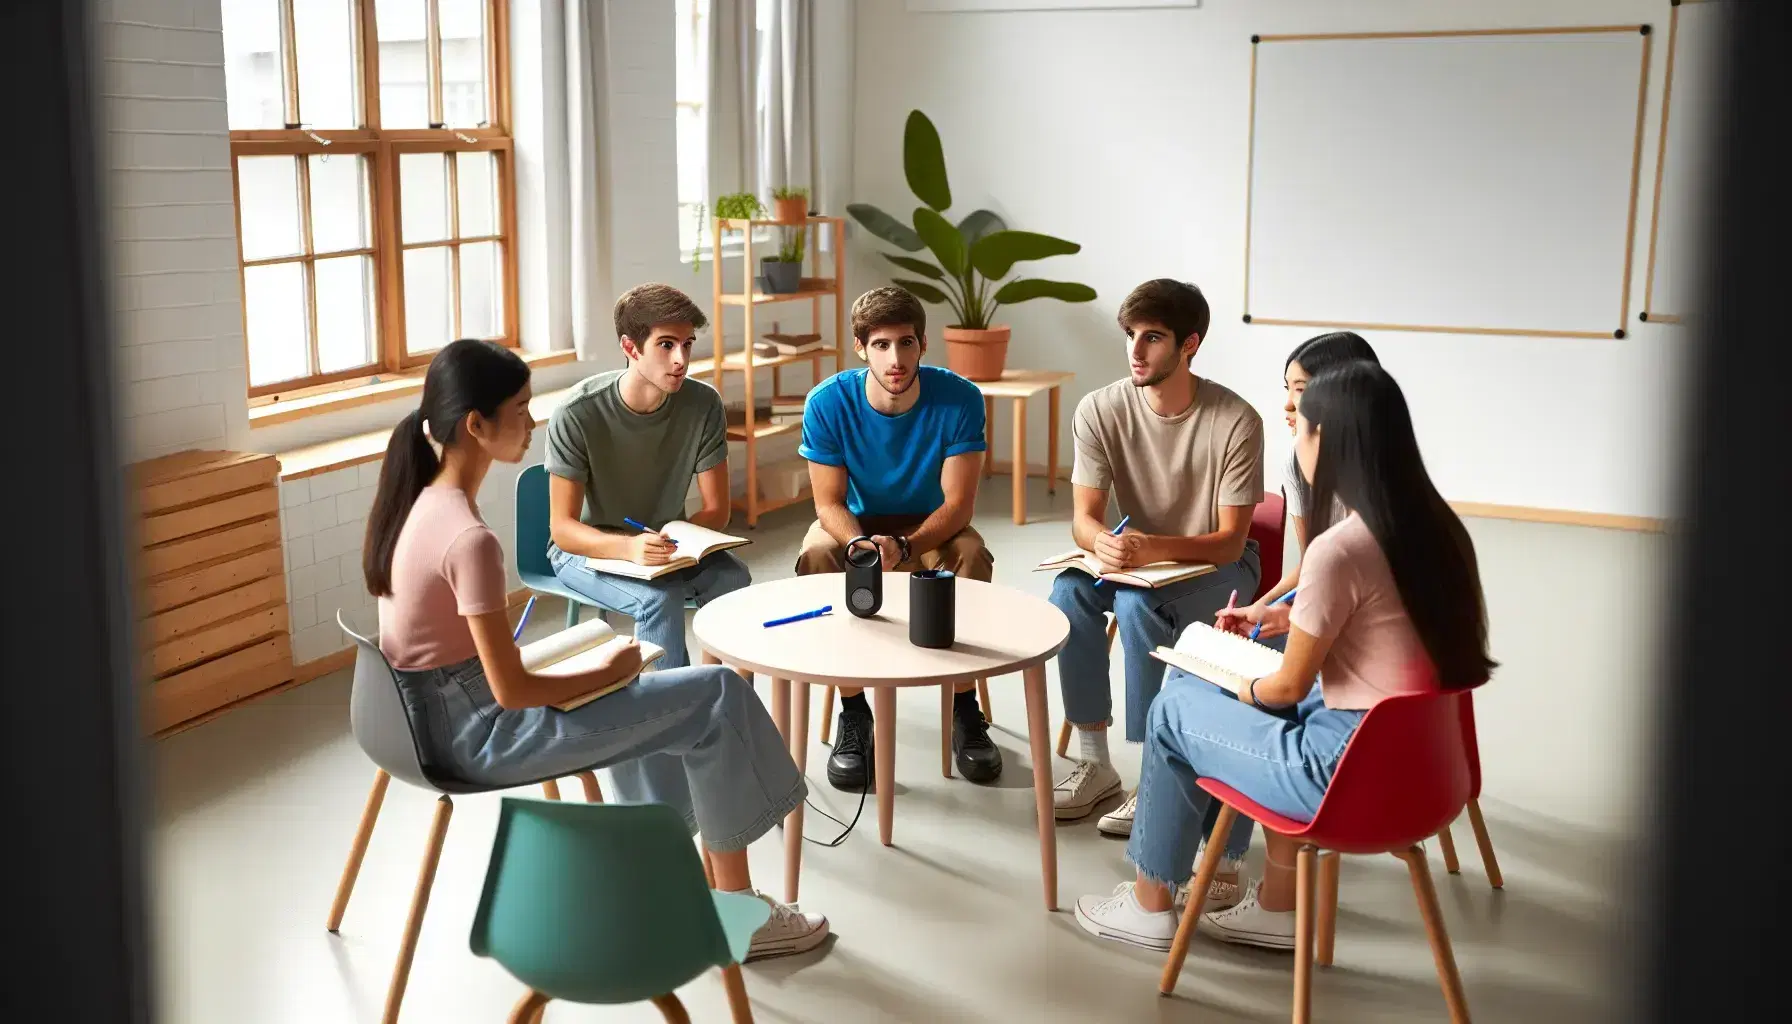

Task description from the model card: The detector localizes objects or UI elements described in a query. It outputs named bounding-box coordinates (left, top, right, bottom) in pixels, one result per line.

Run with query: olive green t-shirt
left=544, top=369, right=728, bottom=529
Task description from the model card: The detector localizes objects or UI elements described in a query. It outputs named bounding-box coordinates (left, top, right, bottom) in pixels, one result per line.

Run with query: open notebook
left=1034, top=549, right=1217, bottom=589
left=584, top=521, right=751, bottom=581
left=1150, top=622, right=1283, bottom=694
left=519, top=618, right=667, bottom=711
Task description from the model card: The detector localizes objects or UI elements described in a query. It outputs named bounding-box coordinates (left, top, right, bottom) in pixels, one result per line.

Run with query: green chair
left=470, top=799, right=769, bottom=1023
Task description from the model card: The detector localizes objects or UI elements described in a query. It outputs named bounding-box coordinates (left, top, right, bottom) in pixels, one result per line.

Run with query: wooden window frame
left=230, top=0, right=518, bottom=405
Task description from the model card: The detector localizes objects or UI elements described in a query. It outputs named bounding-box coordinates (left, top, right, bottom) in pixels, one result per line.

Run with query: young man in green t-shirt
left=545, top=283, right=749, bottom=667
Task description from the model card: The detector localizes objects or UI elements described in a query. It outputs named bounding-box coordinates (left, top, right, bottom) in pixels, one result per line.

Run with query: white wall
left=849, top=0, right=1690, bottom=521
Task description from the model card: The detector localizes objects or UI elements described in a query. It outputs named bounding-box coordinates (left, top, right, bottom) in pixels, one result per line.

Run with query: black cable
left=798, top=784, right=868, bottom=848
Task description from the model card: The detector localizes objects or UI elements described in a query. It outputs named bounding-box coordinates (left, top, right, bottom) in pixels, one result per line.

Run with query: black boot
left=953, top=693, right=1003, bottom=783
left=826, top=704, right=874, bottom=790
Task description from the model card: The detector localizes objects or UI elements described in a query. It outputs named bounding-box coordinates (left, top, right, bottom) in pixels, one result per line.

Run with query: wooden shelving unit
left=709, top=215, right=847, bottom=526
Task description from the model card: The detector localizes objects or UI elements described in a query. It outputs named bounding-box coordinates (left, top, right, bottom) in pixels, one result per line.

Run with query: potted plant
left=847, top=110, right=1095, bottom=381
left=762, top=226, right=805, bottom=294
left=772, top=185, right=809, bottom=224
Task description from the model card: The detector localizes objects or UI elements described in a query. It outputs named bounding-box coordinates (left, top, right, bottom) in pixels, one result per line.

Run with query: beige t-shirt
left=1291, top=514, right=1439, bottom=709
left=377, top=486, right=510, bottom=671
left=1070, top=377, right=1265, bottom=537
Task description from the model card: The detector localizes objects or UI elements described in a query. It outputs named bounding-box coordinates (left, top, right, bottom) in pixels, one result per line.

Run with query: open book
left=1150, top=622, right=1283, bottom=694
left=1034, top=549, right=1217, bottom=588
left=584, top=521, right=751, bottom=581
left=520, top=617, right=667, bottom=711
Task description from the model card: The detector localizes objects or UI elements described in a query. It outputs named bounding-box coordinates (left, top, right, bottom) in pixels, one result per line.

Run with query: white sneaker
left=1074, top=882, right=1178, bottom=951
left=1054, top=761, right=1123, bottom=820
left=1202, top=881, right=1295, bottom=951
left=1096, top=790, right=1137, bottom=836
left=743, top=891, right=829, bottom=961
left=1174, top=861, right=1244, bottom=913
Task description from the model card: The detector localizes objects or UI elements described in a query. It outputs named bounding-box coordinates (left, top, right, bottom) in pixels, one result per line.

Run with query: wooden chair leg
left=507, top=990, right=549, bottom=1024
left=540, top=779, right=563, bottom=801
left=1055, top=720, right=1072, bottom=759
left=1316, top=851, right=1341, bottom=968
left=382, top=795, right=453, bottom=1024
left=1161, top=804, right=1239, bottom=994
left=819, top=685, right=835, bottom=744
left=977, top=678, right=992, bottom=724
left=1436, top=820, right=1461, bottom=874
left=1464, top=798, right=1504, bottom=889
left=327, top=768, right=390, bottom=932
left=720, top=963, right=755, bottom=1023
left=1293, top=846, right=1318, bottom=1023
left=940, top=684, right=954, bottom=778
left=576, top=771, right=603, bottom=803
left=651, top=992, right=692, bottom=1024
left=1400, top=846, right=1474, bottom=1023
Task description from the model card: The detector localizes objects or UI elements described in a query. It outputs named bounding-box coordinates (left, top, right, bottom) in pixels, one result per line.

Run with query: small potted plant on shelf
left=761, top=226, right=805, bottom=294
left=847, top=110, right=1095, bottom=381
left=712, top=191, right=764, bottom=235
left=772, top=185, right=810, bottom=224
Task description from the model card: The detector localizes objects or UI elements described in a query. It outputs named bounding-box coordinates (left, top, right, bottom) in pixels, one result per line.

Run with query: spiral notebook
left=1150, top=622, right=1283, bottom=694
left=519, top=618, right=666, bottom=711
left=1034, top=548, right=1217, bottom=588
left=583, top=521, right=751, bottom=581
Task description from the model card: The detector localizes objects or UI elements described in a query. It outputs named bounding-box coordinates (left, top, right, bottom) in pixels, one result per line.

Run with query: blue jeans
left=548, top=546, right=751, bottom=668
left=1126, top=669, right=1365, bottom=886
left=1049, top=543, right=1261, bottom=742
left=394, top=659, right=805, bottom=852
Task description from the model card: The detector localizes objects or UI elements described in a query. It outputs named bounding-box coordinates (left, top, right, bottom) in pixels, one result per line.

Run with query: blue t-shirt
left=799, top=366, right=988, bottom=517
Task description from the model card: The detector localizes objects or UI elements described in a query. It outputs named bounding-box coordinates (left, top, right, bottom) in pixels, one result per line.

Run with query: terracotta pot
left=942, top=325, right=1011, bottom=382
left=773, top=196, right=808, bottom=224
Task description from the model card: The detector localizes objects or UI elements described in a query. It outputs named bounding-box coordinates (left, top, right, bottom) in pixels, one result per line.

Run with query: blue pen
left=1250, top=589, right=1298, bottom=641
left=624, top=517, right=677, bottom=546
left=1092, top=514, right=1133, bottom=589
left=512, top=594, right=538, bottom=642
left=763, top=605, right=833, bottom=628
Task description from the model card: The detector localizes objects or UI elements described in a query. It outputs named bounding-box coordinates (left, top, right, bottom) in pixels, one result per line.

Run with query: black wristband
left=896, top=535, right=913, bottom=563
left=1249, top=677, right=1271, bottom=711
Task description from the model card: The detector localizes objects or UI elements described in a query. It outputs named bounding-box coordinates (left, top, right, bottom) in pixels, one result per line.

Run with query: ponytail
left=363, top=409, right=440, bottom=597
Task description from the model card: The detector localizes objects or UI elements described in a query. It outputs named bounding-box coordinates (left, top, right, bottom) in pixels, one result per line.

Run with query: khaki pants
left=793, top=516, right=993, bottom=582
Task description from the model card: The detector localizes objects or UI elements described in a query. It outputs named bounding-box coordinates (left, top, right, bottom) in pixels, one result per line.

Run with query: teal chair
left=471, top=799, right=768, bottom=1023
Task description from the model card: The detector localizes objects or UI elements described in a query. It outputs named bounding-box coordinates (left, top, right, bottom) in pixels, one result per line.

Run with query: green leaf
left=903, top=111, right=952, bottom=212
left=970, top=231, right=1082, bottom=282
left=992, top=278, right=1098, bottom=304
left=912, top=207, right=967, bottom=277
left=882, top=254, right=945, bottom=280
left=957, top=209, right=1007, bottom=246
left=846, top=203, right=924, bottom=252
left=891, top=278, right=950, bottom=305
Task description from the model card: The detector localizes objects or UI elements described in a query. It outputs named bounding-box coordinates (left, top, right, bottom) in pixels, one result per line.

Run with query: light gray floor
left=150, top=476, right=1654, bottom=1022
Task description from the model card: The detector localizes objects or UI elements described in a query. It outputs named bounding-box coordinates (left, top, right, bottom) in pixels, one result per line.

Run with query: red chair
left=1161, top=688, right=1478, bottom=1024
left=1433, top=691, right=1503, bottom=888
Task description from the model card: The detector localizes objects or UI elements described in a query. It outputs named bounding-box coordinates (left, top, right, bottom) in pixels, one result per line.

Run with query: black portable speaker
left=909, top=569, right=956, bottom=648
left=844, top=536, right=882, bottom=617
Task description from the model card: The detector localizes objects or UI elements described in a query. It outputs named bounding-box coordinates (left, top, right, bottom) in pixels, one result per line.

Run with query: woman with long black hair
left=364, top=339, right=827, bottom=960
left=1073, top=361, right=1495, bottom=952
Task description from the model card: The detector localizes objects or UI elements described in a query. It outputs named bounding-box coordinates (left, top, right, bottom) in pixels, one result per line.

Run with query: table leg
left=939, top=684, right=953, bottom=778
left=983, top=396, right=996, bottom=478
left=771, top=677, right=791, bottom=746
left=1012, top=395, right=1028, bottom=526
left=1047, top=386, right=1060, bottom=495
left=784, top=678, right=808, bottom=903
left=874, top=687, right=898, bottom=846
left=1023, top=664, right=1058, bottom=911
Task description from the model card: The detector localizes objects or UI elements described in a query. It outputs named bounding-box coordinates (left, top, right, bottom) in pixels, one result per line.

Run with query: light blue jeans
left=548, top=546, right=751, bottom=668
left=393, top=659, right=804, bottom=852
left=1050, top=543, right=1261, bottom=742
left=1126, top=669, right=1364, bottom=886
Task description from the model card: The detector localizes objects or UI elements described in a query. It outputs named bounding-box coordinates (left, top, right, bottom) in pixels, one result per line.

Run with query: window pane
left=309, top=154, right=370, bottom=253
left=440, top=0, right=489, bottom=127
left=404, top=246, right=452, bottom=354
left=244, top=263, right=309, bottom=386
left=292, top=0, right=360, bottom=128
left=315, top=256, right=376, bottom=373
left=400, top=153, right=449, bottom=242
left=456, top=151, right=497, bottom=237
left=377, top=0, right=429, bottom=128
left=458, top=241, right=503, bottom=339
left=236, top=156, right=302, bottom=260
left=222, top=0, right=286, bottom=129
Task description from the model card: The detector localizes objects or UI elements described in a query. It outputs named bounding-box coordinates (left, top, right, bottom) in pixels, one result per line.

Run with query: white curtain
left=759, top=0, right=816, bottom=204
left=707, top=0, right=759, bottom=212
left=565, top=0, right=614, bottom=362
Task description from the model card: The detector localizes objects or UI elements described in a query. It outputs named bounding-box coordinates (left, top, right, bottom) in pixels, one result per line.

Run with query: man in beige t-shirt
left=1050, top=279, right=1265, bottom=836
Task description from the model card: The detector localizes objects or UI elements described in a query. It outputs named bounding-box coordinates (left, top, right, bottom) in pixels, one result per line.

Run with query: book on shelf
left=1033, top=548, right=1218, bottom=588
left=584, top=521, right=751, bottom=580
left=519, top=618, right=667, bottom=711
left=754, top=324, right=826, bottom=357
left=1149, top=622, right=1283, bottom=695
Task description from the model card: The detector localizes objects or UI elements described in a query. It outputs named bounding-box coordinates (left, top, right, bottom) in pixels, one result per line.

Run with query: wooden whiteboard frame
left=1242, top=24, right=1654, bottom=341
left=1640, top=1, right=1726, bottom=326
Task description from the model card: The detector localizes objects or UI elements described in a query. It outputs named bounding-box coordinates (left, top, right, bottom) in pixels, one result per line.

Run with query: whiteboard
left=1642, top=2, right=1730, bottom=324
left=1245, top=27, right=1652, bottom=340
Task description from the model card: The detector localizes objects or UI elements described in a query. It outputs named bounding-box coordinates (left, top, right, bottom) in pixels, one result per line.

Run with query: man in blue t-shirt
left=796, top=286, right=1000, bottom=789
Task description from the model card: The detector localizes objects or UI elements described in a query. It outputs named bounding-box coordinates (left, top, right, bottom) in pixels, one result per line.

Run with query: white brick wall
left=99, top=0, right=249, bottom=462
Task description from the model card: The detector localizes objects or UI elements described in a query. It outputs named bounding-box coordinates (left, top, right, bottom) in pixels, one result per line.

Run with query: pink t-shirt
left=377, top=486, right=510, bottom=671
left=1290, top=514, right=1438, bottom=709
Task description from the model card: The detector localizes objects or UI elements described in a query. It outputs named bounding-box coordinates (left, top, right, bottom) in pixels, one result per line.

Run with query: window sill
left=248, top=349, right=576, bottom=428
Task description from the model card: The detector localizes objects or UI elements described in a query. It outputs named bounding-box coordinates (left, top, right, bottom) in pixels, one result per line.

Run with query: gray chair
left=326, top=612, right=604, bottom=1024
